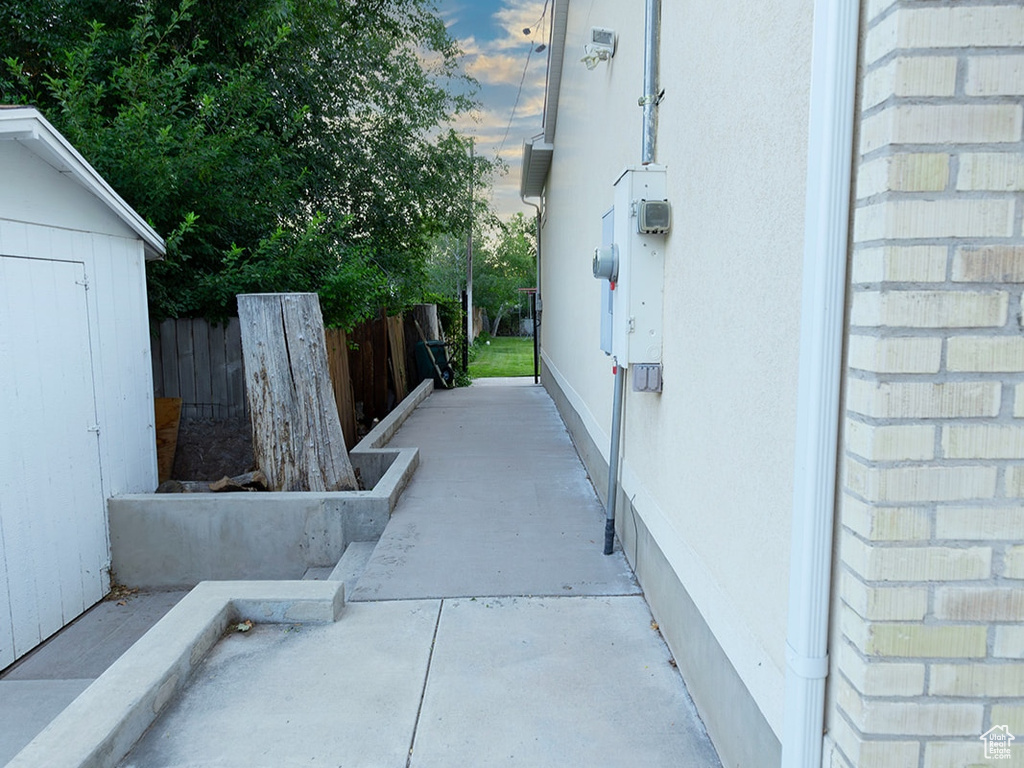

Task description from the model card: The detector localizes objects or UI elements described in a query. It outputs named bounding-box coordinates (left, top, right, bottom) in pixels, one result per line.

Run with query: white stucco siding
left=540, top=5, right=645, bottom=441
left=540, top=0, right=814, bottom=737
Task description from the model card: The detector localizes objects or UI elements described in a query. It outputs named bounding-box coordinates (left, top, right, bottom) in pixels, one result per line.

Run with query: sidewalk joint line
left=406, top=598, right=443, bottom=768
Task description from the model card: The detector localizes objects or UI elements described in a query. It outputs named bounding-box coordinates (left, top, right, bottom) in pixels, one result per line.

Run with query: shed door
left=0, top=255, right=106, bottom=668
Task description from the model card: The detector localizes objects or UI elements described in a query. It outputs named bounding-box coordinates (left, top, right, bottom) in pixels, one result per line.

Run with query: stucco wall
left=539, top=0, right=813, bottom=738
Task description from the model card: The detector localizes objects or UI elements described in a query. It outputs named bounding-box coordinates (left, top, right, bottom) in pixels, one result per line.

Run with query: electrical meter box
left=611, top=165, right=667, bottom=366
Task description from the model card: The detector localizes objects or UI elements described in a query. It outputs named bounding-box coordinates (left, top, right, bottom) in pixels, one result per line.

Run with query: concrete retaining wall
left=109, top=381, right=432, bottom=588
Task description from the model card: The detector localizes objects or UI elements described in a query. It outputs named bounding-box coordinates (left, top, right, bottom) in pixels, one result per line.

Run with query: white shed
left=0, top=106, right=165, bottom=667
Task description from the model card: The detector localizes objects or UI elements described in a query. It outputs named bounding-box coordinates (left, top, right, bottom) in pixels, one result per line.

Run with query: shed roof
left=0, top=106, right=165, bottom=260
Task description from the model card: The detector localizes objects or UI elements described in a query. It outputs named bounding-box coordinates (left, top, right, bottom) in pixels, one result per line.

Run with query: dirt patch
left=172, top=418, right=254, bottom=481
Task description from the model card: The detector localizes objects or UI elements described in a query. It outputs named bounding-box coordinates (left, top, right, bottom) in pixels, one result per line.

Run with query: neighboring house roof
left=0, top=106, right=165, bottom=260
left=520, top=0, right=569, bottom=199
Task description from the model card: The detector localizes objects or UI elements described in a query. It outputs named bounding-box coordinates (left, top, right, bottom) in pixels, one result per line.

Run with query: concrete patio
left=2, top=378, right=721, bottom=767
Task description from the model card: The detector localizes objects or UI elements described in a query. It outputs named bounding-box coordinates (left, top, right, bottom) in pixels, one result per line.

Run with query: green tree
left=474, top=213, right=536, bottom=336
left=1, top=0, right=488, bottom=327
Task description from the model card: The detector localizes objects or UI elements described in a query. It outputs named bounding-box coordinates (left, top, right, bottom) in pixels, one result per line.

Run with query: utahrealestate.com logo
left=981, top=725, right=1015, bottom=760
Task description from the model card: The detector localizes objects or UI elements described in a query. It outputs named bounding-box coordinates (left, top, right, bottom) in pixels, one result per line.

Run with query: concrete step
left=327, top=541, right=377, bottom=588
left=301, top=567, right=335, bottom=580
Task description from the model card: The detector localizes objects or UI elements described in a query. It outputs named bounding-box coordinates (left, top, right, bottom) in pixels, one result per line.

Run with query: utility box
left=596, top=165, right=668, bottom=368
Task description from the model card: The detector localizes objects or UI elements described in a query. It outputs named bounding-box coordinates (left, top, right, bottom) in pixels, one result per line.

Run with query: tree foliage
left=471, top=214, right=536, bottom=336
left=1, top=0, right=488, bottom=327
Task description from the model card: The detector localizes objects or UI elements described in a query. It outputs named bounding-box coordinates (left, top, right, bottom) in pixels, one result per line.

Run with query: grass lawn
left=469, top=336, right=536, bottom=378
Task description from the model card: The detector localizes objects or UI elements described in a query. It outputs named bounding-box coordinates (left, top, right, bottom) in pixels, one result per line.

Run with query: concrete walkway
left=3, top=379, right=721, bottom=767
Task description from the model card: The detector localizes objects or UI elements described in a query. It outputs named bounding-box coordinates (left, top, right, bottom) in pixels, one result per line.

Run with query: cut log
left=209, top=470, right=269, bottom=493
left=237, top=293, right=358, bottom=491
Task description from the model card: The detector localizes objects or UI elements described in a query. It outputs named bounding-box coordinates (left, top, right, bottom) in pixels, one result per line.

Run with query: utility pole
left=466, top=139, right=474, bottom=354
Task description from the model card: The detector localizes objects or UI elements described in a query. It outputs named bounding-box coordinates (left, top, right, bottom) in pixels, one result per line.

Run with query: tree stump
left=237, top=293, right=358, bottom=491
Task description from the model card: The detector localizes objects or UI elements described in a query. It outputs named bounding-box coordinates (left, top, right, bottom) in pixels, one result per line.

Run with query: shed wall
left=0, top=143, right=157, bottom=665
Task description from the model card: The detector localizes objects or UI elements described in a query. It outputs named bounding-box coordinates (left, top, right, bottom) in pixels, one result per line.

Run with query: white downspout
left=780, top=0, right=860, bottom=766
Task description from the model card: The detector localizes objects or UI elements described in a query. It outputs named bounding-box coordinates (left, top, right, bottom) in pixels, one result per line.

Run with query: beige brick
left=846, top=419, right=935, bottom=460
left=864, top=0, right=894, bottom=24
left=858, top=153, right=950, bottom=197
left=931, top=663, right=1024, bottom=697
left=846, top=460, right=998, bottom=503
left=855, top=199, right=1016, bottom=241
left=1006, top=468, right=1024, bottom=499
left=861, top=105, right=1023, bottom=154
left=840, top=642, right=925, bottom=696
left=948, top=337, right=1024, bottom=372
left=828, top=746, right=854, bottom=768
left=924, top=741, right=1011, bottom=768
left=1005, top=546, right=1024, bottom=579
left=843, top=532, right=991, bottom=580
left=848, top=335, right=942, bottom=374
left=851, top=290, right=1007, bottom=328
left=954, top=246, right=1024, bottom=283
left=944, top=425, right=1024, bottom=460
left=866, top=623, right=988, bottom=659
left=992, top=705, right=1024, bottom=734
left=852, top=246, right=948, bottom=284
left=841, top=570, right=929, bottom=621
left=851, top=738, right=919, bottom=768
left=841, top=495, right=931, bottom=541
left=995, top=626, right=1024, bottom=659
left=966, top=55, right=1024, bottom=97
left=936, top=587, right=1024, bottom=621
left=936, top=507, right=1024, bottom=540
left=830, top=714, right=921, bottom=768
left=864, top=11, right=899, bottom=66
left=841, top=677, right=983, bottom=734
left=846, top=379, right=1001, bottom=419
left=862, top=59, right=897, bottom=111
left=889, top=152, right=950, bottom=192
left=958, top=153, right=1024, bottom=192
left=896, top=6, right=1024, bottom=50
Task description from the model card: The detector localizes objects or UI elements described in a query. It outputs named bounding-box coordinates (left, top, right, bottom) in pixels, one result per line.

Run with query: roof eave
left=520, top=138, right=554, bottom=199
left=0, top=107, right=166, bottom=260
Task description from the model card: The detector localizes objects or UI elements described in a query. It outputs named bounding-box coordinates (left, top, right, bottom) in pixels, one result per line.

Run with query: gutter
left=780, top=1, right=860, bottom=766
left=542, top=0, right=571, bottom=146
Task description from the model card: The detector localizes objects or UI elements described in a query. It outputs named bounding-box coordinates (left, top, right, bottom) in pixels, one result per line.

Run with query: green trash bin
left=415, top=340, right=454, bottom=387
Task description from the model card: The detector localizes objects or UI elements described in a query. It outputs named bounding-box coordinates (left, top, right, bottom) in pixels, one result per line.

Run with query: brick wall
left=831, top=2, right=1024, bottom=766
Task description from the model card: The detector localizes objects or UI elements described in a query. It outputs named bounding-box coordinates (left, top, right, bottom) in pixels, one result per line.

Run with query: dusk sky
left=435, top=0, right=550, bottom=220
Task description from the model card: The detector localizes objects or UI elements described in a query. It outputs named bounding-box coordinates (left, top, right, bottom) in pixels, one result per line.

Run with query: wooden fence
left=152, top=318, right=245, bottom=421
left=153, top=309, right=424, bottom=448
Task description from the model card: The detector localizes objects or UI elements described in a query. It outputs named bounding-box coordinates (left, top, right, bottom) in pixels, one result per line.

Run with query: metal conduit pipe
left=605, top=0, right=660, bottom=555
left=604, top=363, right=626, bottom=555
left=641, top=0, right=660, bottom=165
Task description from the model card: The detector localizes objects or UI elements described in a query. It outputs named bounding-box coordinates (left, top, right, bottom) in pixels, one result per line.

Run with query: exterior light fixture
left=581, top=27, right=616, bottom=69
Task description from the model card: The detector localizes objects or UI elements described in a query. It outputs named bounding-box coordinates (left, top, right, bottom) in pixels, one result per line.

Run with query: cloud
left=441, top=0, right=551, bottom=218
left=465, top=53, right=522, bottom=85
left=492, top=1, right=549, bottom=51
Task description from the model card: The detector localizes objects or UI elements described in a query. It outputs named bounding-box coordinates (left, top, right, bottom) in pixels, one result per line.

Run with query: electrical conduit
left=606, top=0, right=660, bottom=555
